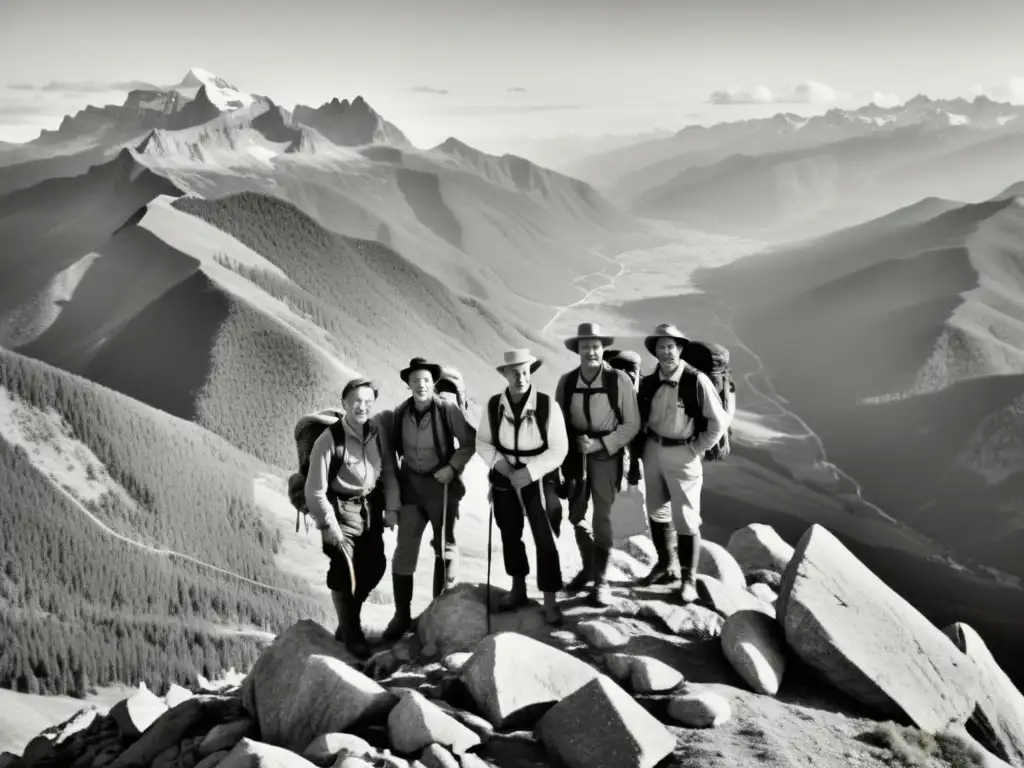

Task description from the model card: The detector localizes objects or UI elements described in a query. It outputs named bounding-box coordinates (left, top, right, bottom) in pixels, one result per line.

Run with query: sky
left=3, top=0, right=1024, bottom=151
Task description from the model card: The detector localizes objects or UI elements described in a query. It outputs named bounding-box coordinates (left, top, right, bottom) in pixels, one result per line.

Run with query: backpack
left=436, top=367, right=468, bottom=412
left=638, top=342, right=734, bottom=462
left=486, top=391, right=557, bottom=483
left=556, top=364, right=624, bottom=437
left=287, top=409, right=349, bottom=532
left=555, top=365, right=626, bottom=498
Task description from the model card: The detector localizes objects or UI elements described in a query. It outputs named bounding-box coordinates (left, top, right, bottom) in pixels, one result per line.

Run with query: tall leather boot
left=638, top=521, right=681, bottom=586
left=677, top=530, right=702, bottom=604
left=565, top=526, right=595, bottom=592
left=382, top=573, right=414, bottom=643
left=496, top=575, right=528, bottom=611
left=588, top=546, right=613, bottom=607
left=433, top=557, right=456, bottom=597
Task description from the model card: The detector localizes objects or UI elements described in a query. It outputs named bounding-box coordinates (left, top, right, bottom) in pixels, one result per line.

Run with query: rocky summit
left=5, top=522, right=1023, bottom=768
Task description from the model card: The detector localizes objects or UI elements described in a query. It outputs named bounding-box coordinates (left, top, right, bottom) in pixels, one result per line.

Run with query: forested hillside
left=0, top=348, right=328, bottom=696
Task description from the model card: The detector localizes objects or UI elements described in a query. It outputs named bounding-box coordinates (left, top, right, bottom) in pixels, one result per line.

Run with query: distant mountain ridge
left=566, top=93, right=1024, bottom=242
left=0, top=68, right=410, bottom=170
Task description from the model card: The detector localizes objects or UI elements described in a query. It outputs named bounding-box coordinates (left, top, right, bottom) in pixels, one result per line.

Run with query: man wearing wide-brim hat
left=476, top=348, right=569, bottom=624
left=630, top=323, right=730, bottom=603
left=377, top=356, right=477, bottom=642
left=554, top=323, right=640, bottom=606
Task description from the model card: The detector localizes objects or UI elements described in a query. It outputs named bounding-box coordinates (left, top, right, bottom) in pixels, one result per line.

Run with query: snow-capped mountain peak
left=174, top=68, right=254, bottom=112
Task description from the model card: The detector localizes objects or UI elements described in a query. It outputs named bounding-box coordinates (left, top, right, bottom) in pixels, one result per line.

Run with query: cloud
left=0, top=98, right=54, bottom=116
left=507, top=87, right=528, bottom=93
left=446, top=104, right=584, bottom=116
left=965, top=76, right=1024, bottom=104
left=709, top=80, right=840, bottom=106
left=409, top=85, right=449, bottom=95
left=8, top=80, right=158, bottom=95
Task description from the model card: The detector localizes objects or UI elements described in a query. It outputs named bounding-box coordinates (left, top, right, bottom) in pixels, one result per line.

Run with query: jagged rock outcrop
left=8, top=522, right=1023, bottom=768
left=291, top=96, right=410, bottom=148
left=534, top=676, right=676, bottom=768
left=777, top=524, right=980, bottom=732
left=944, top=622, right=1024, bottom=766
left=241, top=620, right=396, bottom=752
left=460, top=632, right=604, bottom=728
left=727, top=523, right=795, bottom=575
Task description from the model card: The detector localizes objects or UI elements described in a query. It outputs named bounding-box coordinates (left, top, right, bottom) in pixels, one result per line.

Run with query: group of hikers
left=287, top=321, right=737, bottom=660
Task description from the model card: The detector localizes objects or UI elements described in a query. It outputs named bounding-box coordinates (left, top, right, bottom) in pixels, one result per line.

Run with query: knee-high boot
left=677, top=529, right=701, bottom=604
left=382, top=573, right=414, bottom=643
left=589, top=546, right=613, bottom=607
left=566, top=526, right=594, bottom=592
left=637, top=520, right=681, bottom=586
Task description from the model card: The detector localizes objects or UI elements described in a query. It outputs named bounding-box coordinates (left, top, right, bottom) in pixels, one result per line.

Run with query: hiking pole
left=441, top=480, right=449, bottom=592
left=486, top=486, right=494, bottom=636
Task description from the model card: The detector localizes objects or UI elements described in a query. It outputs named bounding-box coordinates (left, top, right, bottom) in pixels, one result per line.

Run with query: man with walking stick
left=555, top=323, right=640, bottom=606
left=476, top=348, right=569, bottom=625
left=378, top=357, right=477, bottom=643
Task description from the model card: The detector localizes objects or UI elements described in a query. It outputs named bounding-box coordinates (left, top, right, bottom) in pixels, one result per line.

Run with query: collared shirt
left=377, top=397, right=478, bottom=510
left=476, top=386, right=568, bottom=482
left=556, top=363, right=640, bottom=455
left=304, top=415, right=385, bottom=527
left=648, top=363, right=731, bottom=455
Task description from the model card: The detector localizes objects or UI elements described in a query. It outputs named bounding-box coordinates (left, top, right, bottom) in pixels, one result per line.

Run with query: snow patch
left=0, top=385, right=131, bottom=508
left=176, top=67, right=254, bottom=111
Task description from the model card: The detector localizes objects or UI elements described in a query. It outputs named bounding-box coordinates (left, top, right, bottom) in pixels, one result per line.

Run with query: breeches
left=392, top=468, right=463, bottom=575
left=567, top=452, right=621, bottom=549
left=322, top=488, right=387, bottom=603
left=642, top=440, right=704, bottom=534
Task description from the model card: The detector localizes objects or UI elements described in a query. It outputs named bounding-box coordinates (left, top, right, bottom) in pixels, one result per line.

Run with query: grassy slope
left=168, top=191, right=578, bottom=466
left=0, top=347, right=329, bottom=698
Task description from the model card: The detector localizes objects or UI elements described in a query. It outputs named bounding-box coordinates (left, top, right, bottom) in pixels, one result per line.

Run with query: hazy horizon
left=3, top=0, right=1024, bottom=152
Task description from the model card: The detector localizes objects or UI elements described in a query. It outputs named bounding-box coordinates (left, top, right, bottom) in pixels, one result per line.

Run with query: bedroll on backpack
left=287, top=409, right=346, bottom=531
left=679, top=341, right=734, bottom=462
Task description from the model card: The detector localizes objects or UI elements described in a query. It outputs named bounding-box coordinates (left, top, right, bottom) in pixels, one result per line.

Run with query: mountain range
left=3, top=66, right=1024, bottom=721
left=568, top=94, right=1024, bottom=242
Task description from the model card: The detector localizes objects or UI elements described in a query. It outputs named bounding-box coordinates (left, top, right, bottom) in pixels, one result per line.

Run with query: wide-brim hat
left=564, top=322, right=615, bottom=354
left=400, top=356, right=442, bottom=384
left=496, top=348, right=543, bottom=374
left=644, top=323, right=690, bottom=357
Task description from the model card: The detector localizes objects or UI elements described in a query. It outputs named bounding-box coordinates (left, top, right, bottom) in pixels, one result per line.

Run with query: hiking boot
left=638, top=521, right=680, bottom=586
left=677, top=530, right=702, bottom=605
left=543, top=592, right=563, bottom=625
left=566, top=525, right=595, bottom=592
left=336, top=601, right=372, bottom=659
left=496, top=576, right=528, bottom=612
left=382, top=574, right=414, bottom=643
left=432, top=558, right=456, bottom=598
left=588, top=546, right=613, bottom=607
left=565, top=569, right=591, bottom=592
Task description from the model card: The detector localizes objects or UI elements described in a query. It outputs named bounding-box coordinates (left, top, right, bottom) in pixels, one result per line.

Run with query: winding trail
left=48, top=475, right=312, bottom=600
left=543, top=260, right=627, bottom=335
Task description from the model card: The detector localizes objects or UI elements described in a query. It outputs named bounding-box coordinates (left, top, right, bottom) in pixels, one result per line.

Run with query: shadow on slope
left=13, top=224, right=201, bottom=374
left=0, top=149, right=185, bottom=315
left=395, top=168, right=464, bottom=250
left=701, top=195, right=1017, bottom=317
